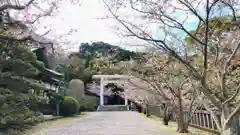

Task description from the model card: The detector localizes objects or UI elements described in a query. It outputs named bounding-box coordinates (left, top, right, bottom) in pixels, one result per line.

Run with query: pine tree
left=0, top=41, right=47, bottom=130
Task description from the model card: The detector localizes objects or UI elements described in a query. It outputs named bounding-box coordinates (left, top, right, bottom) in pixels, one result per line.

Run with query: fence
left=145, top=105, right=220, bottom=132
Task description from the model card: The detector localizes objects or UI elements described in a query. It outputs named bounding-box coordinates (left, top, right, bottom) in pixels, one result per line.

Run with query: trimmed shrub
left=59, top=96, right=79, bottom=116
left=79, top=95, right=99, bottom=112
left=0, top=89, right=43, bottom=131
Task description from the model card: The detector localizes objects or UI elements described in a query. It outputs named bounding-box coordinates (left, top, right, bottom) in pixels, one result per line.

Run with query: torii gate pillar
left=100, top=77, right=104, bottom=106
left=125, top=95, right=128, bottom=105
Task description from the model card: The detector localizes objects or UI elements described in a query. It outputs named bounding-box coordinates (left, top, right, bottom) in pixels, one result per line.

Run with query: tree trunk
left=218, top=105, right=240, bottom=135
left=56, top=103, right=59, bottom=116
left=163, top=110, right=169, bottom=125
left=163, top=106, right=172, bottom=125
left=220, top=116, right=240, bottom=135
left=177, top=95, right=189, bottom=133
left=177, top=120, right=189, bottom=133
left=177, top=113, right=189, bottom=133
left=221, top=125, right=238, bottom=135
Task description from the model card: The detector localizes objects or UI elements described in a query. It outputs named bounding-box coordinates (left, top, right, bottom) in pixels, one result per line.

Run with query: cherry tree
left=121, top=54, right=200, bottom=132
left=103, top=0, right=240, bottom=134
left=0, top=0, right=79, bottom=52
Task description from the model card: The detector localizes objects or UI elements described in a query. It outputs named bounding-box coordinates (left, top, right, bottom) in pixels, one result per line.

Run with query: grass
left=139, top=113, right=217, bottom=135
left=0, top=112, right=88, bottom=135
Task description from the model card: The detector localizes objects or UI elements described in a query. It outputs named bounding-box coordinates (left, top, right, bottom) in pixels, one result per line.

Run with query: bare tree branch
left=178, top=0, right=206, bottom=24
left=223, top=101, right=240, bottom=129
left=221, top=42, right=240, bottom=99
left=223, top=85, right=240, bottom=106
left=220, top=0, right=237, bottom=21
left=0, top=0, right=35, bottom=11
left=102, top=0, right=201, bottom=79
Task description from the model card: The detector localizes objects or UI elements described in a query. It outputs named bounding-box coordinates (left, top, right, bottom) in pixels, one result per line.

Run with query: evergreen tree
left=0, top=41, right=47, bottom=130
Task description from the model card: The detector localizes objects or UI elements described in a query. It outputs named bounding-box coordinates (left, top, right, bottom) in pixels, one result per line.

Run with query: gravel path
left=29, top=111, right=174, bottom=135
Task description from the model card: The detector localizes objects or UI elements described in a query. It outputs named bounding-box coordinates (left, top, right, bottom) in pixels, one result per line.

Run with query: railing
left=187, top=110, right=218, bottom=130
left=144, top=104, right=220, bottom=132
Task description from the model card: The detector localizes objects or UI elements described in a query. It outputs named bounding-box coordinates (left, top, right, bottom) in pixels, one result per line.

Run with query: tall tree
left=123, top=54, right=199, bottom=132
left=104, top=0, right=240, bottom=134
left=0, top=40, right=48, bottom=130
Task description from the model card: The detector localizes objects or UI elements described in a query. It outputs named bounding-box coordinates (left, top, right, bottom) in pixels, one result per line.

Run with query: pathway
left=28, top=111, right=174, bottom=135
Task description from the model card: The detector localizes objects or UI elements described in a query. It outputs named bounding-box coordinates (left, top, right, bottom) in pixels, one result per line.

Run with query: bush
left=79, top=96, right=99, bottom=112
left=0, top=90, right=43, bottom=131
left=59, top=96, right=79, bottom=116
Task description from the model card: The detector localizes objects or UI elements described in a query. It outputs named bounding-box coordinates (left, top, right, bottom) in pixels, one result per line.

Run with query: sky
left=17, top=0, right=198, bottom=52
left=35, top=0, right=133, bottom=52
left=33, top=0, right=198, bottom=52
left=15, top=0, right=237, bottom=53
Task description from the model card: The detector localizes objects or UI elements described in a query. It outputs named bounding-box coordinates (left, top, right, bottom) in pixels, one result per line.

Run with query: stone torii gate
left=92, top=74, right=133, bottom=106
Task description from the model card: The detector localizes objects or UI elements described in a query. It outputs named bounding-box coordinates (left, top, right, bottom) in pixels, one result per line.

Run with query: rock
left=67, top=79, right=85, bottom=103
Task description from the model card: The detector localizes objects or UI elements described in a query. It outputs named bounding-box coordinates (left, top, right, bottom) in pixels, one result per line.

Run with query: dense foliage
left=78, top=95, right=99, bottom=111
left=56, top=42, right=141, bottom=84
left=0, top=43, right=48, bottom=131
left=59, top=96, right=79, bottom=116
left=77, top=42, right=140, bottom=61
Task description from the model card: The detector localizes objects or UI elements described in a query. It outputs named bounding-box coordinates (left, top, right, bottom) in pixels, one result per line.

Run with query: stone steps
left=97, top=105, right=129, bottom=111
